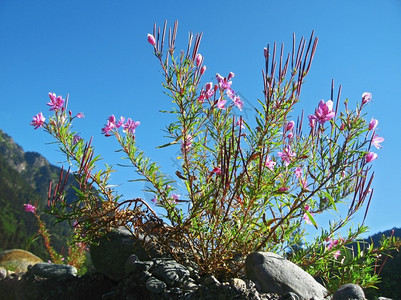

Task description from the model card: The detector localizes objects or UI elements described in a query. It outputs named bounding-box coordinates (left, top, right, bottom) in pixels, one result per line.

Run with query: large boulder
left=245, top=252, right=328, bottom=300
left=0, top=249, right=42, bottom=273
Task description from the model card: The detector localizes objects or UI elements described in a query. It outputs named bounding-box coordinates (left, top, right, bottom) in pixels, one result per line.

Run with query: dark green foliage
left=364, top=228, right=401, bottom=299
left=0, top=129, right=76, bottom=260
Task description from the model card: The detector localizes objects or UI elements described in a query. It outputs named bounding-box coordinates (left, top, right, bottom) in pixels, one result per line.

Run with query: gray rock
left=30, top=262, right=77, bottom=278
left=145, top=276, right=166, bottom=293
left=125, top=254, right=153, bottom=276
left=333, top=283, right=365, bottom=300
left=151, top=259, right=191, bottom=287
left=280, top=292, right=300, bottom=300
left=0, top=267, right=7, bottom=279
left=245, top=252, right=327, bottom=300
left=90, top=227, right=161, bottom=281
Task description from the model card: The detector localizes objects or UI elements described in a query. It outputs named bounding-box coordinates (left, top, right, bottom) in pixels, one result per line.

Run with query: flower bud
left=365, top=151, right=378, bottom=163
left=368, top=118, right=378, bottom=131
left=200, top=66, right=206, bottom=75
left=362, top=92, right=372, bottom=105
left=227, top=72, right=235, bottom=80
left=264, top=47, right=268, bottom=58
left=205, top=82, right=213, bottom=91
left=195, top=54, right=203, bottom=66
left=147, top=34, right=156, bottom=46
left=285, top=121, right=295, bottom=132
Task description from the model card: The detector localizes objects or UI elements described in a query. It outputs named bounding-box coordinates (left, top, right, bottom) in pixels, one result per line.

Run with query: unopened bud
left=147, top=34, right=156, bottom=46
left=195, top=54, right=203, bottom=66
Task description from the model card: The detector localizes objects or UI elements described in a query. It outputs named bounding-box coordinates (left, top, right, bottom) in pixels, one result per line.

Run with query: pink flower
left=277, top=145, right=296, bottom=167
left=362, top=92, right=372, bottom=105
left=217, top=99, right=226, bottom=110
left=200, top=66, right=206, bottom=75
left=368, top=118, right=378, bottom=131
left=265, top=156, right=276, bottom=171
left=181, top=134, right=193, bottom=150
left=295, top=167, right=302, bottom=179
left=285, top=121, right=295, bottom=132
left=24, top=203, right=36, bottom=213
left=147, top=34, right=156, bottom=46
left=236, top=118, right=245, bottom=129
left=326, top=238, right=340, bottom=250
left=170, top=194, right=180, bottom=204
left=232, top=96, right=243, bottom=110
left=309, top=100, right=335, bottom=125
left=278, top=186, right=289, bottom=192
left=333, top=250, right=341, bottom=260
left=195, top=54, right=203, bottom=66
left=227, top=72, right=235, bottom=80
left=116, top=116, right=125, bottom=128
left=47, top=93, right=65, bottom=111
left=76, top=113, right=84, bottom=119
left=365, top=152, right=378, bottom=163
left=101, top=115, right=117, bottom=136
left=308, top=115, right=316, bottom=128
left=31, top=112, right=46, bottom=129
left=151, top=196, right=158, bottom=204
left=123, top=118, right=140, bottom=135
left=371, top=135, right=384, bottom=149
left=303, top=205, right=314, bottom=225
left=216, top=73, right=232, bottom=90
left=212, top=167, right=221, bottom=175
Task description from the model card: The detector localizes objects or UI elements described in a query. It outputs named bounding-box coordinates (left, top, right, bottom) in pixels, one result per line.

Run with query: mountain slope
left=0, top=129, right=76, bottom=260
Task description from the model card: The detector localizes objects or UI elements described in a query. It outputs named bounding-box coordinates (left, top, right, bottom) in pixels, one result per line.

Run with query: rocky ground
left=0, top=228, right=386, bottom=299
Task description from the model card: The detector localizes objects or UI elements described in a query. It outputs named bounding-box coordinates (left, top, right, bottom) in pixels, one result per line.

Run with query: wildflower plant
left=31, top=20, right=399, bottom=292
left=23, top=203, right=88, bottom=274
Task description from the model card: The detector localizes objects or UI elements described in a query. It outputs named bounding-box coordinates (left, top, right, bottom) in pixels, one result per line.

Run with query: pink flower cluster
left=198, top=72, right=243, bottom=111
left=326, top=237, right=343, bottom=260
left=101, top=115, right=140, bottom=137
left=31, top=112, right=46, bottom=129
left=24, top=203, right=36, bottom=213
left=303, top=205, right=314, bottom=225
left=47, top=93, right=65, bottom=111
left=308, top=99, right=335, bottom=127
left=277, top=145, right=296, bottom=167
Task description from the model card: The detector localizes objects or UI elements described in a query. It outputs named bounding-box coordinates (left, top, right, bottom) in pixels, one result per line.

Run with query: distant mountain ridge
left=0, top=128, right=76, bottom=259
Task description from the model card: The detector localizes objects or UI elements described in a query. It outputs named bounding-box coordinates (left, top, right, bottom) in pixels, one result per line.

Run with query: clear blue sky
left=1, top=0, right=400, bottom=237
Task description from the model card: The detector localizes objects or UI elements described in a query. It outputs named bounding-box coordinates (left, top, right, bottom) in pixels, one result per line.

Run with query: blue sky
left=1, top=0, right=400, bottom=237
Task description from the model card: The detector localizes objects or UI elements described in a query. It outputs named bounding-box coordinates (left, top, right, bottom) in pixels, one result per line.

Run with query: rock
left=0, top=249, right=42, bottom=273
left=30, top=262, right=77, bottom=279
left=150, top=258, right=191, bottom=287
left=125, top=254, right=153, bottom=276
left=90, top=227, right=161, bottom=281
left=231, top=278, right=247, bottom=293
left=0, top=269, right=116, bottom=300
left=0, top=267, right=7, bottom=279
left=245, top=252, right=328, bottom=300
left=333, top=283, right=365, bottom=300
left=145, top=276, right=167, bottom=293
left=280, top=292, right=300, bottom=300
